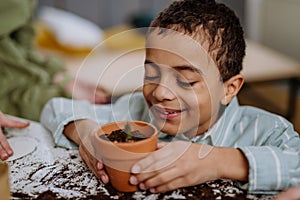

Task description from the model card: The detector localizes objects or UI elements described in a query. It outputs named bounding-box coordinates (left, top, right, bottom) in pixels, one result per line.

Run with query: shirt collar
left=157, top=97, right=240, bottom=144
left=196, top=97, right=240, bottom=145
left=174, top=97, right=240, bottom=145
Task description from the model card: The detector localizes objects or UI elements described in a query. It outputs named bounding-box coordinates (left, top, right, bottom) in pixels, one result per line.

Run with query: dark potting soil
left=12, top=180, right=258, bottom=200
left=100, top=129, right=147, bottom=143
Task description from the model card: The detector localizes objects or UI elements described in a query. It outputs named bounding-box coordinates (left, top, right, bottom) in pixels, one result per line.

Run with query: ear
left=221, top=74, right=244, bottom=105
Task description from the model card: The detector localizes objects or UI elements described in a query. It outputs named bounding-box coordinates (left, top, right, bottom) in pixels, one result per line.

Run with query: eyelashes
left=176, top=80, right=197, bottom=87
left=144, top=75, right=197, bottom=88
left=144, top=64, right=199, bottom=88
left=144, top=75, right=159, bottom=81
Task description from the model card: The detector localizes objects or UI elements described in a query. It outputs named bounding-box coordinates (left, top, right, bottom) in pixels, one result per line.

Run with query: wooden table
left=6, top=119, right=274, bottom=199
left=242, top=40, right=300, bottom=120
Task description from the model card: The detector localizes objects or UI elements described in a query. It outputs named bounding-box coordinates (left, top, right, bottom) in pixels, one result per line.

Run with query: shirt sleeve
left=40, top=97, right=113, bottom=149
left=40, top=93, right=148, bottom=149
left=238, top=116, right=300, bottom=194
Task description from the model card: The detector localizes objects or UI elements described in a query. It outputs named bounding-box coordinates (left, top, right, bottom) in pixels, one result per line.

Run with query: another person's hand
left=66, top=78, right=111, bottom=104
left=129, top=141, right=248, bottom=193
left=54, top=72, right=111, bottom=104
left=0, top=112, right=30, bottom=160
left=275, top=185, right=300, bottom=200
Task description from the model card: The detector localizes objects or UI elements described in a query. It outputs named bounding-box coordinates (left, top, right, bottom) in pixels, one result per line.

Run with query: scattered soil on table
left=12, top=180, right=253, bottom=200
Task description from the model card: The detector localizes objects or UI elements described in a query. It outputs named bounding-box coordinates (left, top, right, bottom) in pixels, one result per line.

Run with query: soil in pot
left=99, top=122, right=148, bottom=143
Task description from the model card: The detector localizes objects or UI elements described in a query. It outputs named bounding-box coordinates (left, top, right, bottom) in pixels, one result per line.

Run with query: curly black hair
left=149, top=0, right=245, bottom=82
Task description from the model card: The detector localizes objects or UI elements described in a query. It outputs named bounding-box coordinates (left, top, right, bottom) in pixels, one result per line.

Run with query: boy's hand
left=275, top=185, right=300, bottom=200
left=64, top=119, right=110, bottom=184
left=0, top=112, right=30, bottom=160
left=78, top=142, right=109, bottom=184
left=129, top=141, right=220, bottom=193
left=129, top=141, right=248, bottom=193
left=79, top=141, right=170, bottom=186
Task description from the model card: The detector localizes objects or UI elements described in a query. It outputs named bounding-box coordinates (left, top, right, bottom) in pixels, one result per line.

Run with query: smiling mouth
left=152, top=106, right=184, bottom=119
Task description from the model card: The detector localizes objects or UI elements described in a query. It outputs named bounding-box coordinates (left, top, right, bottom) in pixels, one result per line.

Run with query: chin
left=151, top=112, right=190, bottom=135
left=155, top=121, right=181, bottom=136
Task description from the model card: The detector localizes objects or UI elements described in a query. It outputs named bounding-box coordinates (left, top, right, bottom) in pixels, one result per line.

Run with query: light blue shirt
left=40, top=92, right=300, bottom=194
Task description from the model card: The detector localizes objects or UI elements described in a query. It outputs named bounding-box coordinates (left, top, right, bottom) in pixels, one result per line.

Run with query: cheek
left=185, top=86, right=213, bottom=115
left=208, top=84, right=225, bottom=109
left=189, top=84, right=211, bottom=105
left=143, top=84, right=153, bottom=101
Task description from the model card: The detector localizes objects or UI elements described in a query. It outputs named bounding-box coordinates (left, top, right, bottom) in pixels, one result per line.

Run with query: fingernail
left=129, top=176, right=138, bottom=185
left=131, top=165, right=141, bottom=173
left=139, top=183, right=147, bottom=190
left=97, top=162, right=102, bottom=170
left=150, top=188, right=156, bottom=193
left=101, top=175, right=108, bottom=183
left=1, top=153, right=8, bottom=159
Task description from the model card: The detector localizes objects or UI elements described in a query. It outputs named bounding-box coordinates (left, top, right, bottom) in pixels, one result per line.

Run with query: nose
left=152, top=81, right=176, bottom=101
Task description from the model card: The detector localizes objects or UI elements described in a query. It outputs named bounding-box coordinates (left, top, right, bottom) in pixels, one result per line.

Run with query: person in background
left=0, top=0, right=110, bottom=122
left=40, top=0, right=300, bottom=196
left=0, top=111, right=29, bottom=161
left=0, top=0, right=70, bottom=121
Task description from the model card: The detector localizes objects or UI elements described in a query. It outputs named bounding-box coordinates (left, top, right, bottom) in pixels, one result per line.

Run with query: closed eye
left=144, top=61, right=160, bottom=83
left=144, top=75, right=160, bottom=81
left=177, top=80, right=197, bottom=87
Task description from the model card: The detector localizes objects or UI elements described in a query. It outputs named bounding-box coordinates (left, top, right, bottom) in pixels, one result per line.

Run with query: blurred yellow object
left=35, top=21, right=93, bottom=54
left=0, top=162, right=10, bottom=200
left=103, top=24, right=146, bottom=50
left=35, top=23, right=146, bottom=53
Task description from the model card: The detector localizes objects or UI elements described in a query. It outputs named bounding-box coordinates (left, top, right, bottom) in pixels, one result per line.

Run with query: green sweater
left=0, top=0, right=70, bottom=121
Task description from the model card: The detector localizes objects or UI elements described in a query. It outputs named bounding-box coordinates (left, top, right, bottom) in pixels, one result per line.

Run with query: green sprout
left=125, top=121, right=132, bottom=140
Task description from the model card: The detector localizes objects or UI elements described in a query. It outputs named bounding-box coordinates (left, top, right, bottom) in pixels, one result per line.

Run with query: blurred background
left=36, top=0, right=300, bottom=131
left=37, top=0, right=300, bottom=61
left=1, top=0, right=295, bottom=130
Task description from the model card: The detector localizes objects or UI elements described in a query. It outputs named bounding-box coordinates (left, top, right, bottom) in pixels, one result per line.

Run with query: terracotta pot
left=93, top=120, right=158, bottom=192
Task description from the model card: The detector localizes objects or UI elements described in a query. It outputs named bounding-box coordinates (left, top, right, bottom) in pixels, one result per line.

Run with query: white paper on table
left=7, top=136, right=37, bottom=161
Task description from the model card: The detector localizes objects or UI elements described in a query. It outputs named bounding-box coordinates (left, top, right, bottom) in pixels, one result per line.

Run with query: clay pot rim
left=94, top=120, right=158, bottom=147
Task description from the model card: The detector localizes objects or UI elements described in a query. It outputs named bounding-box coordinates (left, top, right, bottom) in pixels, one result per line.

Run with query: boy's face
left=143, top=30, right=226, bottom=137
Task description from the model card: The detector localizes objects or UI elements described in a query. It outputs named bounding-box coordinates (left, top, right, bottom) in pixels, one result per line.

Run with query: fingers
left=4, top=119, right=30, bottom=129
left=131, top=165, right=178, bottom=188
left=131, top=148, right=173, bottom=174
left=132, top=141, right=191, bottom=174
left=131, top=167, right=195, bottom=193
left=93, top=87, right=111, bottom=104
left=0, top=129, right=13, bottom=160
left=78, top=145, right=98, bottom=175
left=0, top=113, right=30, bottom=128
left=78, top=145, right=109, bottom=184
left=93, top=94, right=111, bottom=104
left=275, top=185, right=300, bottom=200
left=0, top=112, right=29, bottom=160
left=130, top=164, right=173, bottom=184
left=69, top=80, right=111, bottom=104
left=97, top=162, right=109, bottom=184
left=130, top=141, right=199, bottom=193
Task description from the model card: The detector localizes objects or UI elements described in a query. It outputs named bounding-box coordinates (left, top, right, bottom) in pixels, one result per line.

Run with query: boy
left=40, top=0, right=300, bottom=195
